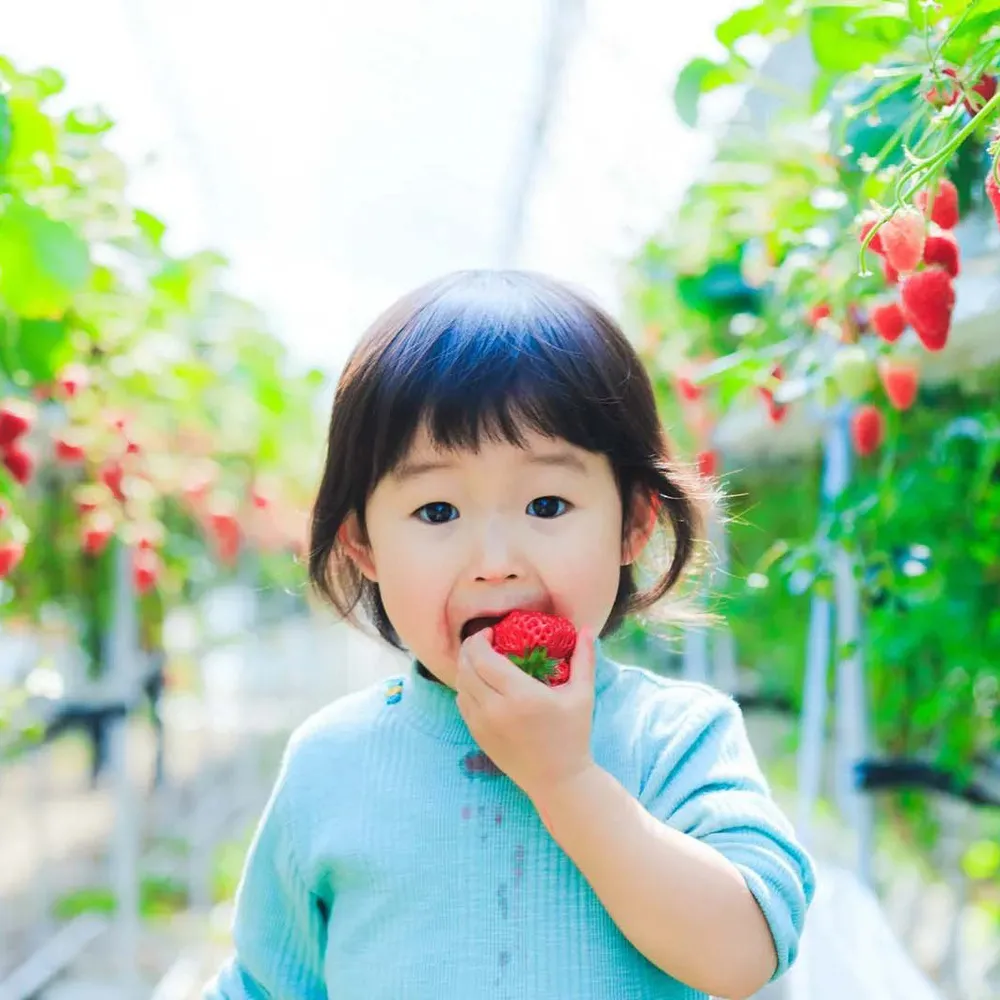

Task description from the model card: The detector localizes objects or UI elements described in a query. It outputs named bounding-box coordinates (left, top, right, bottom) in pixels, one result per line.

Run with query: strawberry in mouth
left=490, top=610, right=576, bottom=687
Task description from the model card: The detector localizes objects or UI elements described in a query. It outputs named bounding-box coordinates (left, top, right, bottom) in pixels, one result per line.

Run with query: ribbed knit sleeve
left=202, top=741, right=330, bottom=999
left=638, top=688, right=816, bottom=981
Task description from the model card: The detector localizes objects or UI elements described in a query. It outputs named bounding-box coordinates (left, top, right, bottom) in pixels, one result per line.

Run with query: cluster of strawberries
left=0, top=365, right=166, bottom=591
left=860, top=177, right=963, bottom=354
left=845, top=156, right=1000, bottom=458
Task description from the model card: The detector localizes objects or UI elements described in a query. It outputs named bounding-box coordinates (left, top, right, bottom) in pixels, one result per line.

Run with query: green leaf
left=835, top=77, right=928, bottom=171
left=4, top=317, right=72, bottom=382
left=64, top=106, right=115, bottom=136
left=0, top=200, right=91, bottom=318
left=961, top=839, right=1000, bottom=881
left=0, top=94, right=11, bottom=168
left=716, top=2, right=783, bottom=48
left=134, top=209, right=167, bottom=249
left=941, top=7, right=1000, bottom=62
left=304, top=368, right=327, bottom=390
left=6, top=96, right=57, bottom=178
left=809, top=6, right=913, bottom=73
left=674, top=57, right=741, bottom=128
left=31, top=67, right=66, bottom=99
left=811, top=70, right=839, bottom=112
left=907, top=0, right=969, bottom=26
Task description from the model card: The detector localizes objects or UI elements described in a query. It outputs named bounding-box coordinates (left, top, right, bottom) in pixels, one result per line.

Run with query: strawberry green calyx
left=505, top=645, right=563, bottom=681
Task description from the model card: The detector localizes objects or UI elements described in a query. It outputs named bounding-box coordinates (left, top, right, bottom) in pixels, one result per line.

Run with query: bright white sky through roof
left=6, top=0, right=738, bottom=376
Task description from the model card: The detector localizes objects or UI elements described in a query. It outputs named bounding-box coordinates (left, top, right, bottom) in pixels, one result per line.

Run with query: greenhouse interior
left=0, top=2, right=998, bottom=999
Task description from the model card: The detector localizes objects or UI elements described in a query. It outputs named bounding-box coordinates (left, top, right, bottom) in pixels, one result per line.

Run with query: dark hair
left=309, top=269, right=707, bottom=648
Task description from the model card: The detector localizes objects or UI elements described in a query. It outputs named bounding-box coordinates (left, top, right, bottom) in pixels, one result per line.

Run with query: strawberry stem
left=859, top=89, right=1000, bottom=275
left=509, top=646, right=560, bottom=680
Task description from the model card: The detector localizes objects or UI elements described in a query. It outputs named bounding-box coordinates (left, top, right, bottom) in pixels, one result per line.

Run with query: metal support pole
left=707, top=513, right=739, bottom=694
left=824, top=407, right=875, bottom=885
left=796, top=591, right=831, bottom=847
left=107, top=540, right=141, bottom=997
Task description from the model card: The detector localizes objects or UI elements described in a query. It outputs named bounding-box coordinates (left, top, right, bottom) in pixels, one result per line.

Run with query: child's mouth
left=460, top=615, right=505, bottom=641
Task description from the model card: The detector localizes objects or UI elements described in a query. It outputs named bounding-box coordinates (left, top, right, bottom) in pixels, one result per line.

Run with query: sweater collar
left=398, top=641, right=618, bottom=744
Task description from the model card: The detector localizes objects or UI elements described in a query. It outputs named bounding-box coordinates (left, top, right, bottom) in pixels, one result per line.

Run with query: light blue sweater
left=203, top=647, right=815, bottom=999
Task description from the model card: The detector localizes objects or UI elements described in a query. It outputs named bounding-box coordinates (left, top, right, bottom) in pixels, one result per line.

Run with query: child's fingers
left=458, top=639, right=505, bottom=704
left=462, top=630, right=524, bottom=695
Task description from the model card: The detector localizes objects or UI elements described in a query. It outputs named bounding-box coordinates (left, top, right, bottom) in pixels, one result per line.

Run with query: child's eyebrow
left=390, top=458, right=455, bottom=482
left=391, top=450, right=587, bottom=482
left=525, top=451, right=588, bottom=474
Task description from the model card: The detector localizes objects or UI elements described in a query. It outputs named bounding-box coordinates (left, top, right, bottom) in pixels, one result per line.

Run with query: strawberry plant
left=632, top=0, right=1000, bottom=867
left=0, top=54, right=326, bottom=706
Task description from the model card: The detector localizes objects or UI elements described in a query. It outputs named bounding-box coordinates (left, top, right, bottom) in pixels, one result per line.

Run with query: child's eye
left=415, top=501, right=459, bottom=524
left=526, top=496, right=569, bottom=519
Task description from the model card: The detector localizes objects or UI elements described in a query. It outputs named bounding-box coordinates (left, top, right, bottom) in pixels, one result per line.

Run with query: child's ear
left=339, top=513, right=378, bottom=582
left=622, top=490, right=658, bottom=566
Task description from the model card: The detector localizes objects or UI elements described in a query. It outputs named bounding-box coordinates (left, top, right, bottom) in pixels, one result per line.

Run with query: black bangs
left=364, top=271, right=638, bottom=490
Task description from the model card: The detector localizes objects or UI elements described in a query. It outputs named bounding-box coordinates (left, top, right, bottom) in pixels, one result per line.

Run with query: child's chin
left=417, top=656, right=455, bottom=687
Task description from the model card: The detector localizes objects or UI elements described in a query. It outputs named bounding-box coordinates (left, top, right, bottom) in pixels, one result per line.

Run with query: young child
left=203, top=270, right=815, bottom=1000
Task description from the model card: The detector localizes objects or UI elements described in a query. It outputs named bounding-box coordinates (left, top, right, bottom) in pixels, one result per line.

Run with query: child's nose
left=472, top=521, right=524, bottom=582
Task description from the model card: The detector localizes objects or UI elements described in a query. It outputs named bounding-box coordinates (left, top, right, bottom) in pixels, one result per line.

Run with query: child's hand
left=455, top=626, right=596, bottom=805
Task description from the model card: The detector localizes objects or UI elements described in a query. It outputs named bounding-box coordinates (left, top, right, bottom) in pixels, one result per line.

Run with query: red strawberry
left=491, top=610, right=577, bottom=686
left=56, top=363, right=90, bottom=399
left=133, top=548, right=161, bottom=595
left=676, top=375, right=702, bottom=402
left=696, top=449, right=718, bottom=479
left=101, top=462, right=126, bottom=502
left=900, top=268, right=955, bottom=352
left=75, top=485, right=104, bottom=514
left=0, top=540, right=25, bottom=578
left=870, top=302, right=908, bottom=343
left=966, top=73, right=997, bottom=115
left=82, top=516, right=114, bottom=556
left=547, top=661, right=571, bottom=686
left=54, top=435, right=87, bottom=463
left=3, top=445, right=34, bottom=485
left=922, top=228, right=960, bottom=278
left=987, top=163, right=1000, bottom=228
left=880, top=207, right=926, bottom=274
left=759, top=365, right=787, bottom=424
left=858, top=212, right=885, bottom=255
left=925, top=67, right=960, bottom=108
left=916, top=179, right=959, bottom=230
left=879, top=360, right=919, bottom=411
left=209, top=510, right=241, bottom=565
left=882, top=257, right=900, bottom=285
left=851, top=405, right=884, bottom=457
left=0, top=401, right=35, bottom=448
left=807, top=304, right=831, bottom=326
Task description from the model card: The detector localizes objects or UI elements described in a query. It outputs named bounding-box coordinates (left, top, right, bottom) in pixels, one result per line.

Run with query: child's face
left=343, top=425, right=649, bottom=686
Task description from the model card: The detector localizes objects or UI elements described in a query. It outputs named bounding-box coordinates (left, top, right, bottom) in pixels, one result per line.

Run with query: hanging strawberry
left=880, top=208, right=926, bottom=274
left=900, top=268, right=956, bottom=351
left=922, top=227, right=960, bottom=278
left=870, top=302, right=908, bottom=343
left=987, top=160, right=1000, bottom=229
left=0, top=540, right=25, bottom=578
left=851, top=406, right=885, bottom=457
left=878, top=360, right=919, bottom=411
left=915, top=179, right=959, bottom=230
